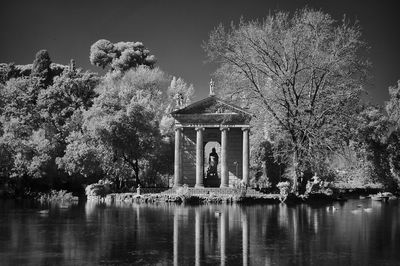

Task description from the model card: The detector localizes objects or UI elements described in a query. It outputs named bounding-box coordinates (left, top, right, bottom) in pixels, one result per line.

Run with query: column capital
left=220, top=127, right=230, bottom=131
left=241, top=127, right=250, bottom=132
left=175, top=126, right=183, bottom=132
left=195, top=126, right=205, bottom=131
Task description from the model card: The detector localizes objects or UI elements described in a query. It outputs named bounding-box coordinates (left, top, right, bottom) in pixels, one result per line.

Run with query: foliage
left=0, top=77, right=49, bottom=179
left=326, top=82, right=400, bottom=192
left=386, top=80, right=400, bottom=127
left=175, top=184, right=190, bottom=198
left=352, top=105, right=399, bottom=190
left=167, top=76, right=194, bottom=108
left=31, top=50, right=51, bottom=76
left=160, top=76, right=194, bottom=135
left=0, top=39, right=180, bottom=197
left=56, top=131, right=103, bottom=177
left=250, top=121, right=286, bottom=188
left=0, top=50, right=100, bottom=196
left=0, top=63, right=22, bottom=84
left=384, top=81, right=400, bottom=188
left=304, top=173, right=333, bottom=196
left=37, top=189, right=78, bottom=202
left=86, top=103, right=160, bottom=185
left=60, top=66, right=170, bottom=188
left=0, top=142, right=14, bottom=183
left=37, top=67, right=100, bottom=143
left=387, top=131, right=400, bottom=186
left=385, top=81, right=400, bottom=189
left=90, top=39, right=156, bottom=72
left=0, top=62, right=66, bottom=85
left=204, top=8, right=370, bottom=192
left=277, top=181, right=291, bottom=201
left=85, top=180, right=113, bottom=197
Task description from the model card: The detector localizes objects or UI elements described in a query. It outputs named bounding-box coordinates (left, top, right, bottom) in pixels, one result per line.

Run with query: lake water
left=0, top=199, right=399, bottom=265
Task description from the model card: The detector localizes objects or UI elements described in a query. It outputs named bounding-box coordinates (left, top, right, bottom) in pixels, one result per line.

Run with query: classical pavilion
left=171, top=81, right=252, bottom=188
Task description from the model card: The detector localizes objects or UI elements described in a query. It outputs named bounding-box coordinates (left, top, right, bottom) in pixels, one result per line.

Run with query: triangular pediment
left=171, top=96, right=252, bottom=125
left=171, top=96, right=252, bottom=116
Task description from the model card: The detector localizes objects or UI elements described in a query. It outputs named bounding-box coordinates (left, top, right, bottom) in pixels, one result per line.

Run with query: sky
left=1, top=0, right=399, bottom=104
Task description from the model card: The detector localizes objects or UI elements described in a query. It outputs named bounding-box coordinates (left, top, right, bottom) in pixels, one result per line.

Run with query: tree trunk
left=292, top=150, right=299, bottom=194
left=133, top=159, right=140, bottom=188
left=262, top=161, right=268, bottom=179
left=117, top=176, right=123, bottom=191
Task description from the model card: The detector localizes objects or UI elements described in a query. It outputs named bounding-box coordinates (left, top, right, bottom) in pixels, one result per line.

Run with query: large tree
left=347, top=81, right=400, bottom=191
left=204, top=8, right=370, bottom=192
left=37, top=64, right=100, bottom=144
left=386, top=80, right=400, bottom=128
left=90, top=39, right=156, bottom=73
left=60, top=66, right=168, bottom=187
left=0, top=51, right=99, bottom=192
left=385, top=80, right=400, bottom=189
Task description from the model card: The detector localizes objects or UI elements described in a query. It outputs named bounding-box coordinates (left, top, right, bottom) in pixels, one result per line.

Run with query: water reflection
left=0, top=200, right=399, bottom=265
left=195, top=208, right=202, bottom=266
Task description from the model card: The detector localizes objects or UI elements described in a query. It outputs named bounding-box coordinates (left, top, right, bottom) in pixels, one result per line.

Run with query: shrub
left=85, top=179, right=113, bottom=197
left=277, top=181, right=291, bottom=201
left=38, top=190, right=77, bottom=202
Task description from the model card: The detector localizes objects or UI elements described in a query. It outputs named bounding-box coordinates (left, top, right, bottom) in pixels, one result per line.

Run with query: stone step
left=160, top=186, right=276, bottom=198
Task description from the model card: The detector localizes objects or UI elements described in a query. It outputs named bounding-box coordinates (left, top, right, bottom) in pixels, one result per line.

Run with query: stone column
left=220, top=127, right=229, bottom=188
left=174, top=127, right=182, bottom=187
left=195, top=127, right=205, bottom=188
left=242, top=128, right=250, bottom=186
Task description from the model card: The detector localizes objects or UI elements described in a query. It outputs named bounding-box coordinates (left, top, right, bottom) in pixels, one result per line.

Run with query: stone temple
left=171, top=81, right=252, bottom=188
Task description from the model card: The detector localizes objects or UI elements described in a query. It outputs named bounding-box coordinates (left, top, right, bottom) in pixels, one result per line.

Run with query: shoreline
left=85, top=189, right=387, bottom=205
left=1, top=187, right=397, bottom=205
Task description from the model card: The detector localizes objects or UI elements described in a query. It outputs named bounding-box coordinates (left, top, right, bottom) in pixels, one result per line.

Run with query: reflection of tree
left=248, top=202, right=400, bottom=265
left=1, top=201, right=399, bottom=265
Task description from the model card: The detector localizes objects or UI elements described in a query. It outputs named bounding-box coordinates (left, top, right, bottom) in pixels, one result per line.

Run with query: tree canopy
left=90, top=39, right=156, bottom=73
left=204, top=8, right=370, bottom=191
left=59, top=66, right=175, bottom=187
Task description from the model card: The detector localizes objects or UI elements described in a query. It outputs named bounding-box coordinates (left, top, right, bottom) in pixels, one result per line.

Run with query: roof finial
left=209, top=79, right=215, bottom=96
left=69, top=59, right=76, bottom=72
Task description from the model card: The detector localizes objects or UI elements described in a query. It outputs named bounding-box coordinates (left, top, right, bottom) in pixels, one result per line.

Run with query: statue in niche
left=206, top=147, right=219, bottom=179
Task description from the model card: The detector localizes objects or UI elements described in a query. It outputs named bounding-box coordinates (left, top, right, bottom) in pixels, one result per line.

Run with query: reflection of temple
left=4, top=201, right=398, bottom=265
left=171, top=81, right=252, bottom=187
left=173, top=207, right=249, bottom=266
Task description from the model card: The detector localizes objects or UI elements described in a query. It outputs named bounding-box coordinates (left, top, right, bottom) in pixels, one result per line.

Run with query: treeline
left=0, top=40, right=193, bottom=196
left=1, top=8, right=400, bottom=197
left=205, top=8, right=400, bottom=192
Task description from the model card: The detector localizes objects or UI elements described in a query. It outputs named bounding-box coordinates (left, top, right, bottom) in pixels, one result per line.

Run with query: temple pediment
left=171, top=96, right=252, bottom=124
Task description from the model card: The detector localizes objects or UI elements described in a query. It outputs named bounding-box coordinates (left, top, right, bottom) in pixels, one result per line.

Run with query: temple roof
left=171, top=95, right=252, bottom=125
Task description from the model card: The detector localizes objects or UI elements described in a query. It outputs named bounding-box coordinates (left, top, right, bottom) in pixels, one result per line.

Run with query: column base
left=219, top=184, right=229, bottom=188
left=195, top=184, right=204, bottom=188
